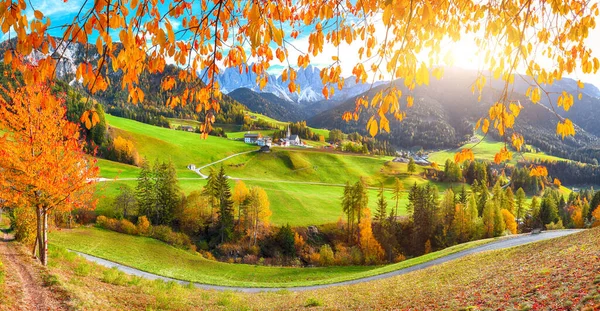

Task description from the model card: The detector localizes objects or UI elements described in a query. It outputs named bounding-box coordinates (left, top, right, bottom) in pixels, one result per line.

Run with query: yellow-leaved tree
left=0, top=74, right=98, bottom=266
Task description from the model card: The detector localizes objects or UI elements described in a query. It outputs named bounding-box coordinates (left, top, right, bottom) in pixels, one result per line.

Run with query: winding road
left=73, top=229, right=582, bottom=293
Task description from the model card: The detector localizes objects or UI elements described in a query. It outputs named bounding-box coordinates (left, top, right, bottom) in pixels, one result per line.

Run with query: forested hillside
left=310, top=68, right=600, bottom=163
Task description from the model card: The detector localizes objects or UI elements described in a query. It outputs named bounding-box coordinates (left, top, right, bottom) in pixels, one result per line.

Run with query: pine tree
left=375, top=183, right=387, bottom=223
left=136, top=159, right=155, bottom=223
left=482, top=201, right=495, bottom=238
left=407, top=157, right=417, bottom=173
left=202, top=167, right=219, bottom=224
left=540, top=195, right=559, bottom=227
left=153, top=160, right=180, bottom=225
left=341, top=181, right=354, bottom=242
left=515, top=187, right=526, bottom=220
left=477, top=183, right=489, bottom=217
left=493, top=201, right=505, bottom=236
left=458, top=185, right=468, bottom=205
left=216, top=166, right=234, bottom=243
left=467, top=193, right=480, bottom=239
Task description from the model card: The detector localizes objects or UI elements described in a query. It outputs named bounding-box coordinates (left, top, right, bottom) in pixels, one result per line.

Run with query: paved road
left=73, top=229, right=582, bottom=293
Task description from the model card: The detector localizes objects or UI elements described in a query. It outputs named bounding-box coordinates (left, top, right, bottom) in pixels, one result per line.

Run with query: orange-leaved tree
left=0, top=73, right=98, bottom=265
left=0, top=0, right=598, bottom=165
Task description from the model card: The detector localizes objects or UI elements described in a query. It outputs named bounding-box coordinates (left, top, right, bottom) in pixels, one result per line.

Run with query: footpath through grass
left=50, top=227, right=497, bottom=288
left=105, top=114, right=257, bottom=175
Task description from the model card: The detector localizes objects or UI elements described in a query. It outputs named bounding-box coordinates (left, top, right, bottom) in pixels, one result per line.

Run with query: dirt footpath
left=0, top=231, right=68, bottom=311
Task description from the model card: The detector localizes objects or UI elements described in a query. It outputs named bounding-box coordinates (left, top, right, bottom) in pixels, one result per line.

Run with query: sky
left=6, top=0, right=600, bottom=88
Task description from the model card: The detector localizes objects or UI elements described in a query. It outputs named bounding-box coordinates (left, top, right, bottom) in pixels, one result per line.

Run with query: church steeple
left=287, top=125, right=291, bottom=139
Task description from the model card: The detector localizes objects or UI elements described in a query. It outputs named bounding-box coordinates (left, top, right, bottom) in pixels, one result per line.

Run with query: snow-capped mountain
left=0, top=38, right=93, bottom=82
left=211, top=64, right=384, bottom=104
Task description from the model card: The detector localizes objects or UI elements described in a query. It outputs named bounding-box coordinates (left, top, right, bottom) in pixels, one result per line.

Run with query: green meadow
left=428, top=134, right=565, bottom=165
left=49, top=227, right=496, bottom=288
left=96, top=115, right=469, bottom=226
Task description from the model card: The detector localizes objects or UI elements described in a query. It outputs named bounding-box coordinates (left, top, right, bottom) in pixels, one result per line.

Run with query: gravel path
left=73, top=229, right=582, bottom=293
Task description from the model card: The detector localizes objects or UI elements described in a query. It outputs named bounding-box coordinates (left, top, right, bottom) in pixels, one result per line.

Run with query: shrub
left=102, top=267, right=128, bottom=286
left=96, top=215, right=109, bottom=227
left=136, top=216, right=151, bottom=235
left=74, top=262, right=92, bottom=277
left=304, top=298, right=323, bottom=307
left=350, top=246, right=363, bottom=265
left=592, top=206, right=600, bottom=228
left=318, top=244, right=334, bottom=267
left=333, top=244, right=351, bottom=266
left=199, top=250, right=216, bottom=261
left=151, top=225, right=193, bottom=250
left=73, top=209, right=96, bottom=225
left=308, top=252, right=320, bottom=266
left=118, top=219, right=138, bottom=235
left=242, top=254, right=258, bottom=265
left=546, top=219, right=565, bottom=230
left=197, top=240, right=209, bottom=251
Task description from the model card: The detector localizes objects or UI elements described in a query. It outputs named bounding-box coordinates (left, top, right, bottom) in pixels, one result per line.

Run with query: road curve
left=73, top=229, right=582, bottom=293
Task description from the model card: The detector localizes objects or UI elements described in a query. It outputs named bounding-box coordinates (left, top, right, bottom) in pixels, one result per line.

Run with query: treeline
left=336, top=131, right=395, bottom=156
left=435, top=159, right=547, bottom=196
left=530, top=159, right=600, bottom=185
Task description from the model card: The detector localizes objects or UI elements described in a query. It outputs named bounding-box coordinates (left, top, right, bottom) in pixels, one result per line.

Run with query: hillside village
left=244, top=125, right=302, bottom=148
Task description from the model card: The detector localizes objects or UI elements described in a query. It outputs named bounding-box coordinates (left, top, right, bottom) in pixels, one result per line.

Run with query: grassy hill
left=98, top=115, right=468, bottom=226
left=45, top=228, right=600, bottom=310
left=49, top=226, right=496, bottom=288
left=105, top=114, right=257, bottom=176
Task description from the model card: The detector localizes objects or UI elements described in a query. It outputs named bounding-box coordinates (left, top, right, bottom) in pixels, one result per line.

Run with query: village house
left=244, top=133, right=263, bottom=144
left=257, top=137, right=272, bottom=147
left=179, top=125, right=195, bottom=132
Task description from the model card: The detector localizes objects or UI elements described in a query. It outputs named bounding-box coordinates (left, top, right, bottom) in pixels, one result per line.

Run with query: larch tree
left=374, top=183, right=387, bottom=223
left=358, top=207, right=384, bottom=265
left=0, top=80, right=98, bottom=266
left=504, top=187, right=515, bottom=215
left=232, top=180, right=250, bottom=229
left=341, top=181, right=354, bottom=243
left=246, top=186, right=272, bottom=246
left=515, top=187, right=527, bottom=220
left=391, top=177, right=404, bottom=217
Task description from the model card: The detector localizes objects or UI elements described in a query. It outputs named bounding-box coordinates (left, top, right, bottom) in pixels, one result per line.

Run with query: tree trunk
left=41, top=209, right=48, bottom=266
left=35, top=206, right=43, bottom=263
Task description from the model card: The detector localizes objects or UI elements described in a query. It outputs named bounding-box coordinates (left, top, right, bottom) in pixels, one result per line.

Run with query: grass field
left=105, top=114, right=257, bottom=176
left=429, top=134, right=566, bottom=165
left=50, top=227, right=497, bottom=288
left=92, top=176, right=408, bottom=226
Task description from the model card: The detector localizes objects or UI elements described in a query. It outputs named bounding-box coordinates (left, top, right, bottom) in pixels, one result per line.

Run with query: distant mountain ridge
left=210, top=64, right=384, bottom=104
